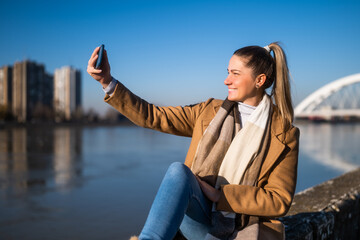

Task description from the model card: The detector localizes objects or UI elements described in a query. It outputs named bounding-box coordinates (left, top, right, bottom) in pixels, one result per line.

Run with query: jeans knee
left=166, top=162, right=191, bottom=180
left=164, top=162, right=194, bottom=197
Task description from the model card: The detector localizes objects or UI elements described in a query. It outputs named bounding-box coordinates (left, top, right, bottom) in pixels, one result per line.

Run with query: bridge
left=294, top=73, right=360, bottom=121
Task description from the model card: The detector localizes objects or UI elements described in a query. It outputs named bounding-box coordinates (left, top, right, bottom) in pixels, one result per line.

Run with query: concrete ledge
left=280, top=168, right=360, bottom=239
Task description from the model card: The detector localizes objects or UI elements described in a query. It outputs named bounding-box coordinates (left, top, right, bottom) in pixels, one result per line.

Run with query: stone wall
left=280, top=168, right=360, bottom=239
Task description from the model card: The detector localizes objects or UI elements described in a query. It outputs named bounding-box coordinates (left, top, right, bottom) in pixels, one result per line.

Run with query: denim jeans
left=139, top=162, right=213, bottom=240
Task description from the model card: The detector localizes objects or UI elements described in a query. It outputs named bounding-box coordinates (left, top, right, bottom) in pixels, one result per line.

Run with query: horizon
left=1, top=0, right=360, bottom=116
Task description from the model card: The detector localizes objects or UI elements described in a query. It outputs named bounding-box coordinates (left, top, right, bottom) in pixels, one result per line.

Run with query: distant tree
left=32, top=102, right=54, bottom=121
left=0, top=104, right=13, bottom=121
left=54, top=110, right=65, bottom=122
left=0, top=104, right=7, bottom=120
left=85, top=108, right=99, bottom=122
left=72, top=107, right=84, bottom=122
left=104, top=107, right=122, bottom=122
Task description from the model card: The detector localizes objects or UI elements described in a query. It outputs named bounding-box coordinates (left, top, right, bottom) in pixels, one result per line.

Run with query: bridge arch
left=294, top=73, right=360, bottom=120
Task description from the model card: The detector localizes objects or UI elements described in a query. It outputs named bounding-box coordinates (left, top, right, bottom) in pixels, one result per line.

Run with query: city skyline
left=0, top=60, right=82, bottom=122
left=1, top=0, right=360, bottom=116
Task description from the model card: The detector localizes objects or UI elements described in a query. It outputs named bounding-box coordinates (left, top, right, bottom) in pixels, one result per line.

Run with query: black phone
left=95, top=44, right=105, bottom=69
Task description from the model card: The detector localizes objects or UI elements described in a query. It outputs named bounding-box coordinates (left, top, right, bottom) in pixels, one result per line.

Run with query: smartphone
left=95, top=44, right=105, bottom=69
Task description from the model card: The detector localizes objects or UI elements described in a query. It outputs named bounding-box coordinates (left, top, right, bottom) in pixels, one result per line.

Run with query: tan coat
left=105, top=82, right=300, bottom=238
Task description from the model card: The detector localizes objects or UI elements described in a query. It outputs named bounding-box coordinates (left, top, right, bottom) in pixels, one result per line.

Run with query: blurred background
left=1, top=0, right=360, bottom=239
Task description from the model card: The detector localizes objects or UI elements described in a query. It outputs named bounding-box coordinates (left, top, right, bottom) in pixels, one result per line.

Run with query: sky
left=1, top=0, right=360, bottom=116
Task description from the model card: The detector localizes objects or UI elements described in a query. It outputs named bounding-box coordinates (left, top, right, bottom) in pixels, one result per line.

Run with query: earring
left=256, top=84, right=260, bottom=88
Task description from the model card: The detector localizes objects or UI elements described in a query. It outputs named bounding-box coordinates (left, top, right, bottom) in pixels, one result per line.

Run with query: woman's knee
left=166, top=162, right=192, bottom=180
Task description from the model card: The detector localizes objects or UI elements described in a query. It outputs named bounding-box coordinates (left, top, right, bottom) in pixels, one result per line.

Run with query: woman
left=87, top=42, right=300, bottom=240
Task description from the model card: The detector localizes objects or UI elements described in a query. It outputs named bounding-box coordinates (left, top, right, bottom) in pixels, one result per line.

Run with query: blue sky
left=1, top=0, right=360, bottom=115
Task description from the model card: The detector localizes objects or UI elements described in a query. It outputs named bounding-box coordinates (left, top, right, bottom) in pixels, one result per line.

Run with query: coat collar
left=258, top=104, right=287, bottom=180
left=270, top=104, right=286, bottom=139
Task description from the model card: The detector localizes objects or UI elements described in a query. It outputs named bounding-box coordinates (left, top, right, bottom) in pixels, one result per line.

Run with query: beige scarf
left=191, top=95, right=272, bottom=239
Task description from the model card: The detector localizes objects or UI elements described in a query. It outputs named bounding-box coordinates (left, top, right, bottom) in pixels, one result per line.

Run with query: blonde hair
left=268, top=43, right=293, bottom=129
left=233, top=42, right=294, bottom=130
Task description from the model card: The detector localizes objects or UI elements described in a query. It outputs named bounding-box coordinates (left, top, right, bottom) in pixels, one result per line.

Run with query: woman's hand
left=196, top=175, right=221, bottom=203
left=87, top=46, right=112, bottom=88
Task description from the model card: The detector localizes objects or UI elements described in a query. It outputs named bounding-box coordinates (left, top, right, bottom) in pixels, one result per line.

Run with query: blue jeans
left=139, top=162, right=213, bottom=240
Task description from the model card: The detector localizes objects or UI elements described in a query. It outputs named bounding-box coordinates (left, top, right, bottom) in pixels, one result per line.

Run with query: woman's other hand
left=196, top=175, right=221, bottom=203
left=87, top=46, right=112, bottom=88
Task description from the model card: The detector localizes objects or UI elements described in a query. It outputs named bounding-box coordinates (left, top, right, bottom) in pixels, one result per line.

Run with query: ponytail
left=268, top=42, right=294, bottom=129
left=233, top=42, right=294, bottom=130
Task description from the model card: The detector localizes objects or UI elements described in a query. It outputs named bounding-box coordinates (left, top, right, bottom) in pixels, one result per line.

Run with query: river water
left=0, top=123, right=359, bottom=239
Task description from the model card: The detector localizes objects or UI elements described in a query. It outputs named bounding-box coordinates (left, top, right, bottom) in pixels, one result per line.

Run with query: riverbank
left=0, top=119, right=135, bottom=129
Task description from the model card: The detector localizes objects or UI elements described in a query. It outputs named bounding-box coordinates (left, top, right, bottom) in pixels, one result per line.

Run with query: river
left=0, top=122, right=359, bottom=239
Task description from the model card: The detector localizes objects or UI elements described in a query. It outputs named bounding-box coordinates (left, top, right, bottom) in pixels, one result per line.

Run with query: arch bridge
left=294, top=73, right=360, bottom=121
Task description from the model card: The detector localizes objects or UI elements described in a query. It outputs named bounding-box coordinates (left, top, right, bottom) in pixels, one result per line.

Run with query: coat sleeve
left=216, top=126, right=300, bottom=218
left=104, top=81, right=211, bottom=137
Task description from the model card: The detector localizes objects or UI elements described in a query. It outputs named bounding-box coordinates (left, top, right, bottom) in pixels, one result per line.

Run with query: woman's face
left=224, top=55, right=259, bottom=105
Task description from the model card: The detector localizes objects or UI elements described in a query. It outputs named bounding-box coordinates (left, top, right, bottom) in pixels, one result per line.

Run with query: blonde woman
left=87, top=42, right=300, bottom=240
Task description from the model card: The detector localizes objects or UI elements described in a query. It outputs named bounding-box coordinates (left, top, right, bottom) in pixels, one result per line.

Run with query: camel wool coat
left=105, top=81, right=300, bottom=239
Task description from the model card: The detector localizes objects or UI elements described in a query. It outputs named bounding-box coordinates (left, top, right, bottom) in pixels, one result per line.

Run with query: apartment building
left=12, top=60, right=53, bottom=122
left=54, top=66, right=81, bottom=121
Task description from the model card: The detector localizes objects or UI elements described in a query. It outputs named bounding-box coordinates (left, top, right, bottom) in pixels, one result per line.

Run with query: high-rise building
left=12, top=60, right=53, bottom=122
left=0, top=65, right=13, bottom=112
left=54, top=66, right=81, bottom=121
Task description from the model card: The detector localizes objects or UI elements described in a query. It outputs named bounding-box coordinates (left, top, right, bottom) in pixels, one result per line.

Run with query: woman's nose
left=224, top=75, right=231, bottom=85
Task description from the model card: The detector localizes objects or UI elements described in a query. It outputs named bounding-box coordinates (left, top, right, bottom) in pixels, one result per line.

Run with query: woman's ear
left=255, top=74, right=267, bottom=88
